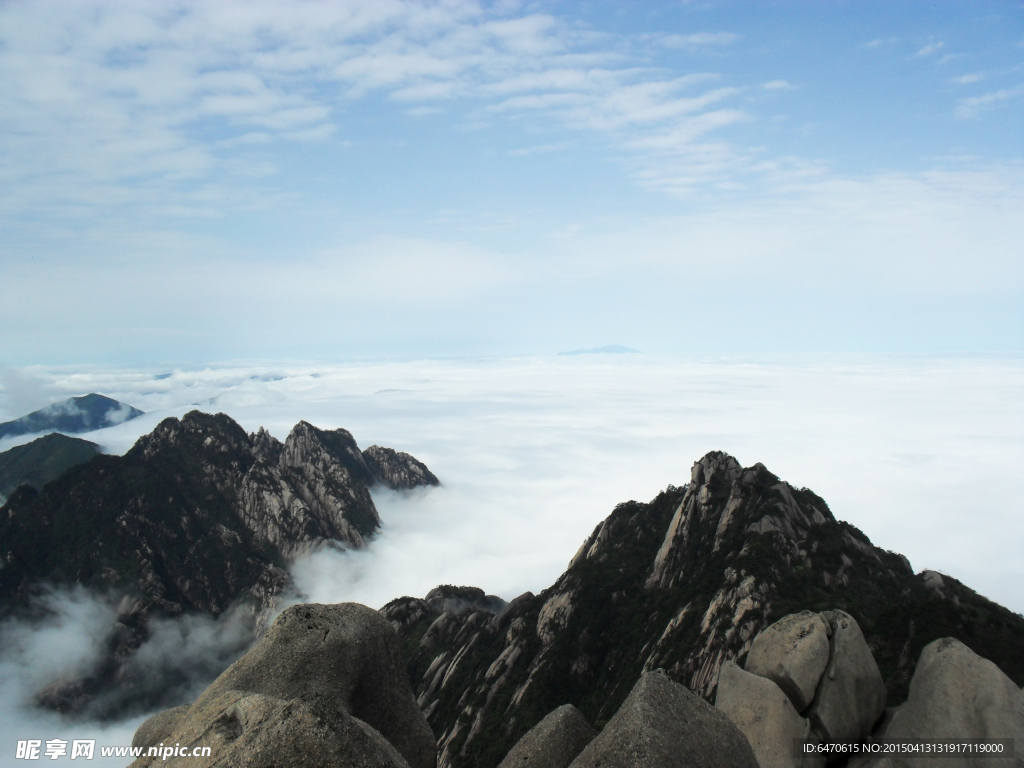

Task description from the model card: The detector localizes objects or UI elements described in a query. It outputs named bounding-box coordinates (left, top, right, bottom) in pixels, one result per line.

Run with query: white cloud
left=950, top=73, right=985, bottom=85
left=0, top=1, right=752, bottom=221
left=761, top=79, right=794, bottom=90
left=916, top=41, right=944, bottom=57
left=660, top=32, right=740, bottom=49
left=956, top=84, right=1024, bottom=118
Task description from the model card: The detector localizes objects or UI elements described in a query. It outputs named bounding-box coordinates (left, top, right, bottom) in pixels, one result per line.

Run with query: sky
left=1, top=0, right=1022, bottom=363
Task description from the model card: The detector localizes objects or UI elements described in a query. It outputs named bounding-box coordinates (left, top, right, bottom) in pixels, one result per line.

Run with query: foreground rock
left=568, top=670, right=758, bottom=768
left=860, top=638, right=1024, bottom=768
left=716, top=661, right=823, bottom=768
left=745, top=611, right=830, bottom=711
left=136, top=690, right=411, bottom=768
left=131, top=603, right=436, bottom=768
left=807, top=611, right=887, bottom=745
left=132, top=704, right=189, bottom=749
left=498, top=704, right=596, bottom=768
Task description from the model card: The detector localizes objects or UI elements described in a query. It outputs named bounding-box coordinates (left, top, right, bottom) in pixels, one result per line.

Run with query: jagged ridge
left=383, top=451, right=1024, bottom=768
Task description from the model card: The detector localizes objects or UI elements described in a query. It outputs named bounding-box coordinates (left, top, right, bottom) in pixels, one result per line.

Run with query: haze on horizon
left=0, top=0, right=1021, bottom=364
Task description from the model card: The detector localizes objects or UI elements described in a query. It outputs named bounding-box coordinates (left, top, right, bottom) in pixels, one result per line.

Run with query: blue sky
left=1, top=0, right=1022, bottom=363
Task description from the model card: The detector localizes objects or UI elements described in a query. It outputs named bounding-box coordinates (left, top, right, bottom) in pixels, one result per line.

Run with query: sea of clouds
left=1, top=355, right=1022, bottom=765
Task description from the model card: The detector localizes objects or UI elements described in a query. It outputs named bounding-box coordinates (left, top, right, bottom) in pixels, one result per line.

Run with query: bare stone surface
left=498, top=704, right=596, bottom=768
left=861, top=638, right=1024, bottom=768
left=807, top=611, right=886, bottom=745
left=568, top=669, right=758, bottom=768
left=716, top=661, right=824, bottom=768
left=745, top=611, right=831, bottom=711
left=129, top=689, right=410, bottom=768
left=132, top=704, right=190, bottom=749
left=171, top=603, right=436, bottom=768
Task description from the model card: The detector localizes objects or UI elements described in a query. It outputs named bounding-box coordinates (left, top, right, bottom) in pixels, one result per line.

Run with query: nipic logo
left=16, top=739, right=95, bottom=760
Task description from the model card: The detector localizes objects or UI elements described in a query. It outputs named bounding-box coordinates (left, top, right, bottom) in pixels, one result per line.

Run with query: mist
left=1, top=355, right=1022, bottom=764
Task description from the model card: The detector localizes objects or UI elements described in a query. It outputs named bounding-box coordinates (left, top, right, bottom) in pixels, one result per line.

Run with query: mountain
left=382, top=451, right=1024, bottom=768
left=557, top=345, right=639, bottom=356
left=0, top=433, right=100, bottom=499
left=364, top=445, right=441, bottom=490
left=0, top=393, right=144, bottom=440
left=0, top=410, right=440, bottom=717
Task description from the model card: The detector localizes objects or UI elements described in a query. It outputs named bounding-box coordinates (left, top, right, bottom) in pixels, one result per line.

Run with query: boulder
left=745, top=611, right=830, bottom=711
left=129, top=689, right=410, bottom=767
left=132, top=704, right=190, bottom=749
left=498, top=704, right=596, bottom=768
left=716, top=661, right=824, bottom=768
left=134, top=603, right=435, bottom=768
left=867, top=638, right=1024, bottom=768
left=807, top=611, right=886, bottom=745
left=568, top=669, right=758, bottom=768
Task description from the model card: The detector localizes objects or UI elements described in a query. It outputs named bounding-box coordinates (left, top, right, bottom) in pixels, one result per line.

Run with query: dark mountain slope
left=383, top=451, right=1024, bottom=768
left=0, top=433, right=101, bottom=498
left=0, top=393, right=143, bottom=439
left=0, top=410, right=440, bottom=717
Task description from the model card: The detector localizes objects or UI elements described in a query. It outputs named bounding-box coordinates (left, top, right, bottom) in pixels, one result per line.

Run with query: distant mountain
left=0, top=410, right=440, bottom=717
left=0, top=393, right=144, bottom=440
left=0, top=433, right=100, bottom=499
left=383, top=452, right=1024, bottom=768
left=558, top=345, right=639, bottom=356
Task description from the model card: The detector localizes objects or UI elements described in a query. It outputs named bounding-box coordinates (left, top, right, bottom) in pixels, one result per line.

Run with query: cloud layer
left=2, top=355, right=1022, bottom=762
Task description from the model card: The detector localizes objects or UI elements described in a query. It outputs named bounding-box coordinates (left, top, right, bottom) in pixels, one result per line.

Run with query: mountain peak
left=0, top=393, right=144, bottom=440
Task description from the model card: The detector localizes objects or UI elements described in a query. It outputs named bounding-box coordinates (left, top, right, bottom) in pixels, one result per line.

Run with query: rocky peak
left=363, top=445, right=441, bottom=490
left=251, top=426, right=283, bottom=464
left=0, top=411, right=440, bottom=718
left=384, top=453, right=1024, bottom=768
left=425, top=585, right=507, bottom=616
left=281, top=421, right=375, bottom=487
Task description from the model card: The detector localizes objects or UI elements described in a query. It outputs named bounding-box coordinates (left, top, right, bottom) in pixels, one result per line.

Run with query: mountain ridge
left=382, top=450, right=1024, bottom=768
left=0, top=409, right=440, bottom=717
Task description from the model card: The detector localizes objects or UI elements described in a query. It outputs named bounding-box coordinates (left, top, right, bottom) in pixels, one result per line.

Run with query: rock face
left=364, top=445, right=440, bottom=490
left=0, top=411, right=439, bottom=717
left=807, top=610, right=887, bottom=745
left=384, top=452, right=1024, bottom=768
left=864, top=638, right=1024, bottom=768
left=745, top=611, right=830, bottom=711
left=131, top=603, right=436, bottom=768
left=498, top=704, right=596, bottom=768
left=716, top=661, right=822, bottom=768
left=131, top=689, right=412, bottom=768
left=567, top=669, right=758, bottom=768
left=132, top=704, right=190, bottom=749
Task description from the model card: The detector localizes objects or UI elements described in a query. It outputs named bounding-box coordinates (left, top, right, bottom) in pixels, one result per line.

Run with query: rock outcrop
left=716, top=610, right=885, bottom=766
left=745, top=611, right=830, bottom=711
left=567, top=669, right=758, bottom=768
left=807, top=610, right=887, bottom=745
left=130, top=603, right=436, bottom=768
left=860, top=638, right=1024, bottom=768
left=131, top=704, right=190, bottom=750
left=497, top=704, right=595, bottom=768
left=0, top=411, right=439, bottom=717
left=364, top=445, right=440, bottom=490
left=716, top=661, right=822, bottom=768
left=383, top=452, right=1024, bottom=768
